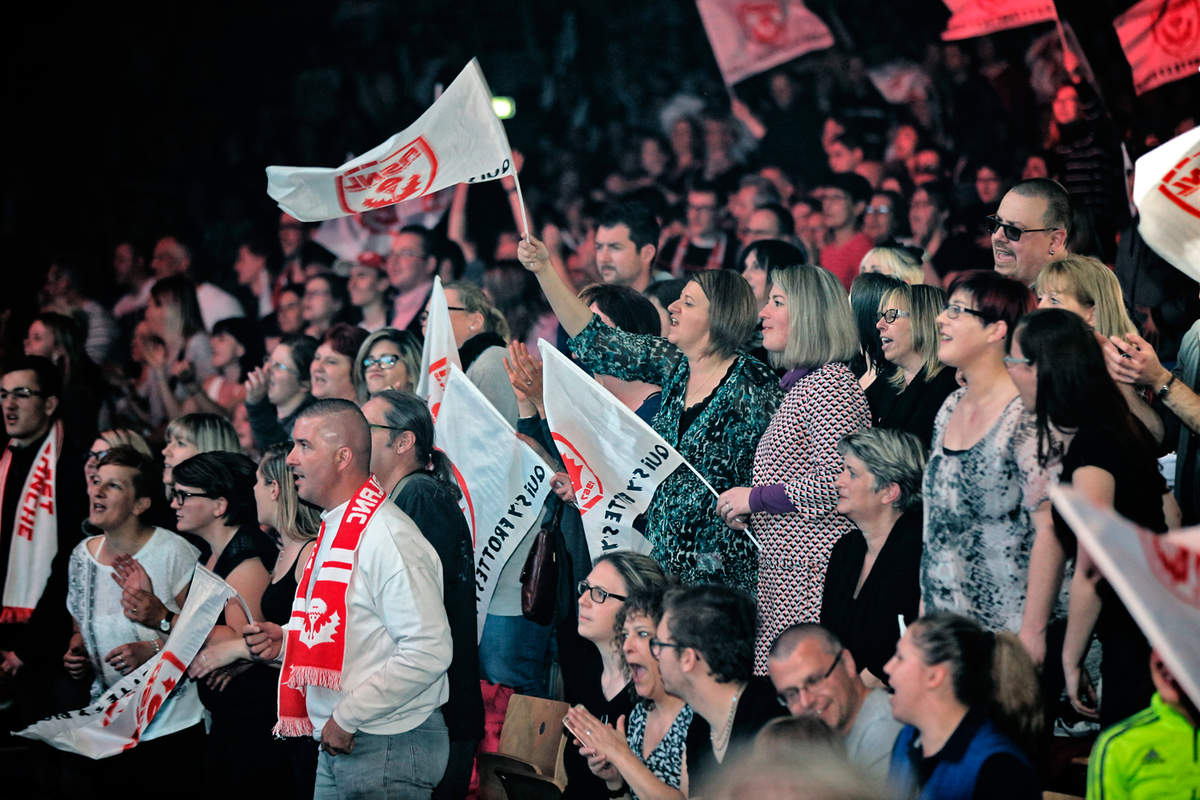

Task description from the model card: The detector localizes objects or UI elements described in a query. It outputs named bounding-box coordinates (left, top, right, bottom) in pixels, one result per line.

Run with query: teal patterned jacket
left=569, top=316, right=782, bottom=593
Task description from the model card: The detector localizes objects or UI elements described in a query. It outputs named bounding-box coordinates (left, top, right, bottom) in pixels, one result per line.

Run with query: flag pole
left=513, top=171, right=531, bottom=240
left=681, top=460, right=762, bottom=550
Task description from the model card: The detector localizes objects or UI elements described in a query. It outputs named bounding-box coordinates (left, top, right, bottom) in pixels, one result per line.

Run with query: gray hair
left=836, top=428, right=925, bottom=512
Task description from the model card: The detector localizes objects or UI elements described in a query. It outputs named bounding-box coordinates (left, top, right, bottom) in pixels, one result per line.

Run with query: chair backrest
left=478, top=753, right=539, bottom=800
left=497, top=769, right=564, bottom=800
left=498, top=694, right=571, bottom=784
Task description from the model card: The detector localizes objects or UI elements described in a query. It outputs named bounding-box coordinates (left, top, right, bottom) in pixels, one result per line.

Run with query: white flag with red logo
left=538, top=340, right=686, bottom=560
left=1052, top=486, right=1200, bottom=707
left=17, top=565, right=235, bottom=758
left=433, top=367, right=552, bottom=640
left=1115, top=0, right=1200, bottom=96
left=312, top=189, right=455, bottom=262
left=1134, top=125, right=1200, bottom=281
left=940, top=0, right=1055, bottom=41
left=416, top=276, right=462, bottom=422
left=695, top=0, right=834, bottom=85
left=266, top=59, right=514, bottom=222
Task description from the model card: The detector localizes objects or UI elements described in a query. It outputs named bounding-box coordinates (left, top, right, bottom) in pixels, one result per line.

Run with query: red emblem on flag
left=551, top=434, right=604, bottom=513
left=1141, top=530, right=1200, bottom=608
left=736, top=2, right=787, bottom=44
left=1156, top=149, right=1200, bottom=220
left=335, top=137, right=440, bottom=215
left=1154, top=0, right=1200, bottom=59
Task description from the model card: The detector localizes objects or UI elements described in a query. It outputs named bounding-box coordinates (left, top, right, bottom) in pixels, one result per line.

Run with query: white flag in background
left=267, top=59, right=514, bottom=222
left=416, top=276, right=462, bottom=422
left=695, top=0, right=834, bottom=85
left=434, top=367, right=552, bottom=640
left=17, top=565, right=235, bottom=758
left=539, top=340, right=686, bottom=561
left=1052, top=486, right=1200, bottom=708
left=1133, top=126, right=1200, bottom=281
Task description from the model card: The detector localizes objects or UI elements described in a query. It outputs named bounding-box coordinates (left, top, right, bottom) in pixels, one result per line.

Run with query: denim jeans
left=478, top=612, right=553, bottom=696
left=314, top=710, right=449, bottom=799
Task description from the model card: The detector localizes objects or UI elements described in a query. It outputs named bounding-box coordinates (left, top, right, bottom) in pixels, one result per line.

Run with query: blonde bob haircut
left=688, top=270, right=759, bottom=359
left=767, top=264, right=858, bottom=370
left=444, top=280, right=511, bottom=340
left=165, top=412, right=241, bottom=455
left=882, top=283, right=948, bottom=390
left=1035, top=255, right=1135, bottom=339
left=860, top=246, right=924, bottom=285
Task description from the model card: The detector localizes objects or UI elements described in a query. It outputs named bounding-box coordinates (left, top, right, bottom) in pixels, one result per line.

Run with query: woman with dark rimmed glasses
left=921, top=270, right=1065, bottom=670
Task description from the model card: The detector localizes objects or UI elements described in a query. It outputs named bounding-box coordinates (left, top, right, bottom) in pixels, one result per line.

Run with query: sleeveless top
left=625, top=702, right=693, bottom=799
left=261, top=545, right=307, bottom=626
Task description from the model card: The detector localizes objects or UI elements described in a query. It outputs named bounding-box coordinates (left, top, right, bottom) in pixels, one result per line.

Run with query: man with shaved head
left=259, top=399, right=452, bottom=797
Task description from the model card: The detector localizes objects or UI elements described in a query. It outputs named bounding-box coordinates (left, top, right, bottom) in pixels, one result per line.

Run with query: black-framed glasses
left=649, top=637, right=688, bottom=660
left=983, top=215, right=1059, bottom=242
left=577, top=580, right=627, bottom=605
left=776, top=649, right=844, bottom=707
left=170, top=488, right=213, bottom=505
left=418, top=306, right=467, bottom=323
left=362, top=354, right=402, bottom=369
left=1002, top=355, right=1032, bottom=367
left=367, top=423, right=406, bottom=433
left=0, top=388, right=45, bottom=401
left=942, top=302, right=990, bottom=321
left=877, top=308, right=911, bottom=324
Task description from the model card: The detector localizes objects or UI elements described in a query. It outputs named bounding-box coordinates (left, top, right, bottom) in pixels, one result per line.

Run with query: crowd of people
left=0, top=29, right=1197, bottom=800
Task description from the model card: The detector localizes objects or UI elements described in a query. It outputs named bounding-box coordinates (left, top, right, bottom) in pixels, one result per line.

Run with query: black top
left=905, top=709, right=1039, bottom=800
left=1057, top=425, right=1166, bottom=727
left=820, top=509, right=922, bottom=683
left=561, top=640, right=637, bottom=800
left=865, top=366, right=959, bottom=451
left=685, top=677, right=786, bottom=795
left=392, top=472, right=484, bottom=743
left=260, top=544, right=306, bottom=626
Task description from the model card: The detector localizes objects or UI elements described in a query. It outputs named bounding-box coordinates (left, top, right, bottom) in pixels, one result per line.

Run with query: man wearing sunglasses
left=767, top=624, right=901, bottom=781
left=989, top=178, right=1071, bottom=287
left=0, top=356, right=88, bottom=726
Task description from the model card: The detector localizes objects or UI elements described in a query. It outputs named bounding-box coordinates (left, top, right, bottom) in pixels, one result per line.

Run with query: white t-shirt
left=66, top=527, right=202, bottom=741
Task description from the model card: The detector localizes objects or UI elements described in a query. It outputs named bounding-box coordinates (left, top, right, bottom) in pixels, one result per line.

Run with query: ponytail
left=428, top=450, right=462, bottom=502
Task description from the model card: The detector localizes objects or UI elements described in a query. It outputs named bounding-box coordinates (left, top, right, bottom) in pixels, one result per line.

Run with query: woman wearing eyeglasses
left=922, top=271, right=1063, bottom=668
left=84, top=428, right=154, bottom=487
left=868, top=283, right=957, bottom=450
left=567, top=583, right=691, bottom=800
left=1005, top=310, right=1167, bottom=729
left=242, top=334, right=319, bottom=451
left=353, top=328, right=422, bottom=398
left=563, top=552, right=668, bottom=800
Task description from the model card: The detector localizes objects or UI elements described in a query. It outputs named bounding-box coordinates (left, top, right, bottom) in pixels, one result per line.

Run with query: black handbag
left=520, top=505, right=561, bottom=625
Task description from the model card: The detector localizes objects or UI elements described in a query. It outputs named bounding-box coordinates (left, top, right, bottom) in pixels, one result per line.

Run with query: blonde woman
left=858, top=246, right=924, bottom=285
left=353, top=328, right=421, bottom=397
left=161, top=412, right=241, bottom=487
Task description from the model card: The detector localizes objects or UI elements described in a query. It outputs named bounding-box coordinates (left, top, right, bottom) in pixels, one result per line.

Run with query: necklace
left=710, top=685, right=743, bottom=760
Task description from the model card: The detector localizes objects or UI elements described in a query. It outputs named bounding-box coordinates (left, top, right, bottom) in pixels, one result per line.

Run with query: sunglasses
left=983, top=215, right=1059, bottom=242
left=362, top=354, right=402, bottom=370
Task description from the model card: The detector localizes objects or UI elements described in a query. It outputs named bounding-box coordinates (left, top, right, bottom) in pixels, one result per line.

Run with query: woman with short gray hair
left=820, top=427, right=926, bottom=685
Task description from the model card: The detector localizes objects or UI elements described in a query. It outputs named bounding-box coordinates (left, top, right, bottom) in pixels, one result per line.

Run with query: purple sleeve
left=749, top=484, right=797, bottom=514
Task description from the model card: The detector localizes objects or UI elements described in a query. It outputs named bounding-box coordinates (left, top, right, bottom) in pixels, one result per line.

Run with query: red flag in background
left=1115, top=0, right=1200, bottom=95
left=940, top=0, right=1056, bottom=41
left=695, top=0, right=834, bottom=85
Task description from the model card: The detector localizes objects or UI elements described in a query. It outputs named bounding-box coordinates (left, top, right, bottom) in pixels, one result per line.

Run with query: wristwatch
left=1157, top=373, right=1177, bottom=401
left=159, top=611, right=175, bottom=633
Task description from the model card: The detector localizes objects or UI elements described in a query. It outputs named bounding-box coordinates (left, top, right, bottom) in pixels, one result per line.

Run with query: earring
left=1048, top=248, right=1055, bottom=256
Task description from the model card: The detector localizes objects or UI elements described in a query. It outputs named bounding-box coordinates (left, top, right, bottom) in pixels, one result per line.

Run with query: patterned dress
left=922, top=389, right=1062, bottom=633
left=751, top=362, right=870, bottom=673
left=624, top=702, right=693, bottom=799
left=569, top=316, right=781, bottom=592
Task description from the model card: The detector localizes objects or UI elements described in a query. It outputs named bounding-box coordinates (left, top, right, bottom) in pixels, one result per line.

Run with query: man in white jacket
left=278, top=398, right=452, bottom=798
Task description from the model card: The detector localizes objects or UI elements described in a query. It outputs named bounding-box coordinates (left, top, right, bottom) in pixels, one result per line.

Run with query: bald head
left=288, top=399, right=372, bottom=509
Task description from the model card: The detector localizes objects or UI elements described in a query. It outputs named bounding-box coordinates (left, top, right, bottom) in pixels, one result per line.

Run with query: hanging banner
left=17, top=565, right=235, bottom=758
left=267, top=59, right=514, bottom=221
left=539, top=340, right=690, bottom=560
left=1115, top=0, right=1200, bottom=96
left=940, top=0, right=1055, bottom=41
left=415, top=276, right=462, bottom=421
left=695, top=0, right=834, bottom=85
left=434, top=367, right=552, bottom=640
left=1133, top=126, right=1200, bottom=281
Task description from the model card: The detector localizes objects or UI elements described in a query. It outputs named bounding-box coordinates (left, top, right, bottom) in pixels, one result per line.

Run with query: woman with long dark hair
left=1005, top=309, right=1167, bottom=727
left=142, top=275, right=216, bottom=422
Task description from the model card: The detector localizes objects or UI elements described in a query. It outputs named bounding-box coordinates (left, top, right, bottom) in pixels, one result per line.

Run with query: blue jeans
left=478, top=612, right=552, bottom=696
left=314, top=711, right=449, bottom=799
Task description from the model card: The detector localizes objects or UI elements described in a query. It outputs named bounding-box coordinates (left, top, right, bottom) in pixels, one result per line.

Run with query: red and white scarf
left=0, top=421, right=63, bottom=623
left=275, top=476, right=387, bottom=736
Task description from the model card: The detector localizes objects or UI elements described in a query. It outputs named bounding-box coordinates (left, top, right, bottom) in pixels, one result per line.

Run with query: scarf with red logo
left=274, top=476, right=387, bottom=736
left=0, top=421, right=63, bottom=623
